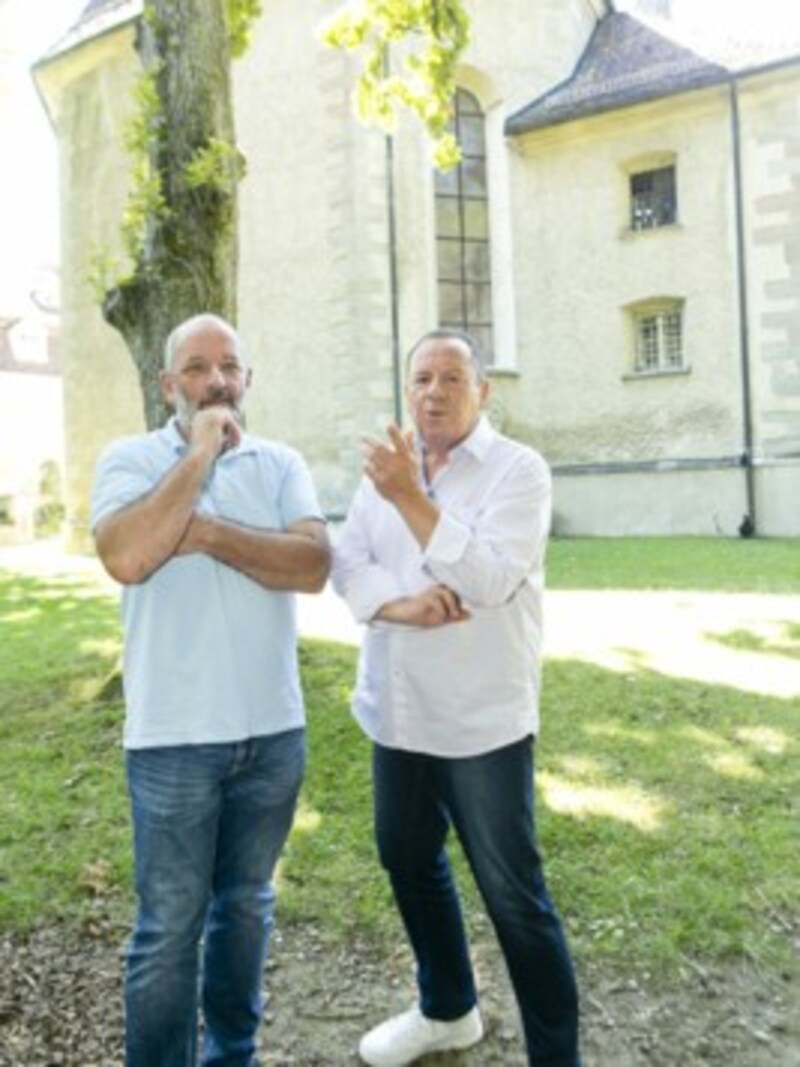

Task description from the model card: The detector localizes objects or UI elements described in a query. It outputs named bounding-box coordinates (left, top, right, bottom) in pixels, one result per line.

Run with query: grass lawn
left=0, top=538, right=797, bottom=984
left=547, top=535, right=800, bottom=592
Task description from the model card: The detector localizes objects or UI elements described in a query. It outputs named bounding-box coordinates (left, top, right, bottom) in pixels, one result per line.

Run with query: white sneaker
left=358, top=1005, right=484, bottom=1066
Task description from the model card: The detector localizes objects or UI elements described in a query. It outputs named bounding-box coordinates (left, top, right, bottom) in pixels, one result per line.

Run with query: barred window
left=630, top=165, right=676, bottom=231
left=632, top=302, right=685, bottom=373
left=434, top=89, right=493, bottom=362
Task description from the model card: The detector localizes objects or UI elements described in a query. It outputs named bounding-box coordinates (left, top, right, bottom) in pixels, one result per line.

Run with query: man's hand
left=362, top=423, right=420, bottom=503
left=375, top=584, right=471, bottom=627
left=361, top=423, right=440, bottom=549
left=189, top=405, right=242, bottom=459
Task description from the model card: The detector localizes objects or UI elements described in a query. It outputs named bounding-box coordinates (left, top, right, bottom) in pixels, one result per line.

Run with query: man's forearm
left=94, top=448, right=212, bottom=584
left=372, top=585, right=470, bottom=627
left=180, top=516, right=331, bottom=592
left=388, top=485, right=440, bottom=549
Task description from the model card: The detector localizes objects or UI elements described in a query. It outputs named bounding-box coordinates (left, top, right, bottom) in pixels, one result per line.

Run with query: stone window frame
left=623, top=151, right=678, bottom=233
left=623, top=297, right=689, bottom=378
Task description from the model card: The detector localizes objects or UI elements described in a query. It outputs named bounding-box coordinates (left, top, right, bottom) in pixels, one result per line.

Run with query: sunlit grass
left=547, top=536, right=800, bottom=592
left=537, top=771, right=668, bottom=831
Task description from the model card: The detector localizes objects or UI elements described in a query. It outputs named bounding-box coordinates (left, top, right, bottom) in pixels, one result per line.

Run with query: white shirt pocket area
left=354, top=583, right=541, bottom=757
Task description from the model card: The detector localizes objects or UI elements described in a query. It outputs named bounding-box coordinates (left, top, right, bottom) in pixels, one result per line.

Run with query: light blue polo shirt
left=90, top=418, right=324, bottom=749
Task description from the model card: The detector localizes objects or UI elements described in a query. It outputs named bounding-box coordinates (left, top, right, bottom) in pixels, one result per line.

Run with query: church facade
left=35, top=0, right=800, bottom=545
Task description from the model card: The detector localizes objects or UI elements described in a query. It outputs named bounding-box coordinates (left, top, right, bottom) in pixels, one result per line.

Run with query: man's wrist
left=186, top=437, right=220, bottom=469
left=373, top=597, right=411, bottom=623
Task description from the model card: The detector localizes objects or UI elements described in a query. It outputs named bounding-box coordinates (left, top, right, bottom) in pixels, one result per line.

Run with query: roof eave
left=505, top=69, right=731, bottom=136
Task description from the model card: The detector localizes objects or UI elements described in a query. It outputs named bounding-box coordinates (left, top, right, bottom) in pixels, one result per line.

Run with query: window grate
left=633, top=306, right=684, bottom=373
left=434, top=89, right=494, bottom=362
left=630, top=165, right=676, bottom=230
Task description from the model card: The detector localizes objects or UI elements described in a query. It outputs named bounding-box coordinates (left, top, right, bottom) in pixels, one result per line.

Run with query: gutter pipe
left=385, top=128, right=403, bottom=426
left=729, top=77, right=757, bottom=536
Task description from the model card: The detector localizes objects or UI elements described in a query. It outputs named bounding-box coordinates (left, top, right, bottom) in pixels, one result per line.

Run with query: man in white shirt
left=332, top=329, right=580, bottom=1066
left=91, top=314, right=330, bottom=1066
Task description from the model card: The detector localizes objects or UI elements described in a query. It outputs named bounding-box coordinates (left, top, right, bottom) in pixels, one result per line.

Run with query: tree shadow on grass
left=705, top=621, right=800, bottom=660
left=0, top=569, right=122, bottom=712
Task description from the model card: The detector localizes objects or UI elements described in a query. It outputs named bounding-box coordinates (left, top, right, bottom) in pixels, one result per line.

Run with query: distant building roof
left=506, top=10, right=800, bottom=137
left=506, top=12, right=729, bottom=136
left=81, top=0, right=125, bottom=15
left=36, top=0, right=141, bottom=67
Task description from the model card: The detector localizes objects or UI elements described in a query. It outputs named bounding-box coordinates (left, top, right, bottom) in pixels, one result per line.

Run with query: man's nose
left=208, top=365, right=226, bottom=388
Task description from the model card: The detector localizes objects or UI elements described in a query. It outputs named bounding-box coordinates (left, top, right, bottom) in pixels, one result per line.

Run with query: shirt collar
left=162, top=417, right=186, bottom=453
left=458, top=415, right=495, bottom=461
left=416, top=415, right=494, bottom=462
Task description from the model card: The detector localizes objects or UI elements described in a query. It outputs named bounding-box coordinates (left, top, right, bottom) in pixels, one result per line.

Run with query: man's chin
left=200, top=402, right=245, bottom=422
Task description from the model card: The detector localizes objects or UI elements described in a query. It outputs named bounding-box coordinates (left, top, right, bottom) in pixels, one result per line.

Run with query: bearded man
left=91, top=313, right=330, bottom=1066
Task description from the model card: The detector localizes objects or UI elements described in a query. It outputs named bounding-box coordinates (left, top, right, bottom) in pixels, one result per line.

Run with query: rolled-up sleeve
left=331, top=480, right=406, bottom=623
left=423, top=450, right=551, bottom=608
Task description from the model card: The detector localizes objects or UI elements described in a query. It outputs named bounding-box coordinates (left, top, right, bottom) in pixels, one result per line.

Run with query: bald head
left=164, top=314, right=245, bottom=371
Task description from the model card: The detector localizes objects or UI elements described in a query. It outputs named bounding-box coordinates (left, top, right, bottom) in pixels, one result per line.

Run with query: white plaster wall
left=235, top=0, right=398, bottom=514
left=738, top=66, right=800, bottom=463
left=754, top=462, right=800, bottom=535
left=465, top=0, right=597, bottom=114
left=506, top=88, right=745, bottom=469
left=42, top=26, right=143, bottom=550
left=552, top=467, right=749, bottom=537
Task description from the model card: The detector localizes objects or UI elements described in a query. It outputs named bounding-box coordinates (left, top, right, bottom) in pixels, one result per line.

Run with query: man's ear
left=159, top=369, right=176, bottom=407
left=479, top=379, right=490, bottom=408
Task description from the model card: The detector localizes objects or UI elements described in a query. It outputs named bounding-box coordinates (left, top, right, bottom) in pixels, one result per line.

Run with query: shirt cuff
left=346, top=570, right=407, bottom=624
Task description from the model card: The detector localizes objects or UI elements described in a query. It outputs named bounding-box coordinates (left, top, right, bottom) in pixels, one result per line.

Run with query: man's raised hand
left=361, top=423, right=419, bottom=501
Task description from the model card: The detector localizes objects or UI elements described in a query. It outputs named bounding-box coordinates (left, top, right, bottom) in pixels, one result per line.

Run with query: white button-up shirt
left=331, top=417, right=551, bottom=758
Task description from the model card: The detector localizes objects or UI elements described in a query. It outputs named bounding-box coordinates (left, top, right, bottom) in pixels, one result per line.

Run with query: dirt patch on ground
left=0, top=921, right=795, bottom=1066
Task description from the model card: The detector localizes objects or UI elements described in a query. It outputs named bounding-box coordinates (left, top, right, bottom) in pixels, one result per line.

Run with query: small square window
left=630, top=165, right=676, bottom=230
left=632, top=304, right=684, bottom=373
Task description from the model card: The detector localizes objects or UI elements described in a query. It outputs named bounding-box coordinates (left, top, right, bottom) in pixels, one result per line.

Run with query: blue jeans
left=125, top=729, right=305, bottom=1067
left=373, top=736, right=580, bottom=1066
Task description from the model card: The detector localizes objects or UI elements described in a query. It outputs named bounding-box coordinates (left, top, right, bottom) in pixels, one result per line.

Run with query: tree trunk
left=102, top=0, right=238, bottom=430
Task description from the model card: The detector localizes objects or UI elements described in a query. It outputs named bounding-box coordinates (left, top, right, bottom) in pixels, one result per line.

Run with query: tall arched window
left=434, top=89, right=493, bottom=362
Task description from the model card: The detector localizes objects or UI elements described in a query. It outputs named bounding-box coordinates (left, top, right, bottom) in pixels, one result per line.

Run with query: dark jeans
left=372, top=735, right=580, bottom=1066
left=125, top=729, right=305, bottom=1066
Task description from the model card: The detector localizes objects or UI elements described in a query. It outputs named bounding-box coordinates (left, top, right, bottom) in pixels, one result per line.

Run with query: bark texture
left=103, top=0, right=238, bottom=430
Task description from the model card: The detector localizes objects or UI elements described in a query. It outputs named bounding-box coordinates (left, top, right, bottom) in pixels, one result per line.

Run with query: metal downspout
left=729, top=78, right=757, bottom=535
left=385, top=129, right=403, bottom=426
